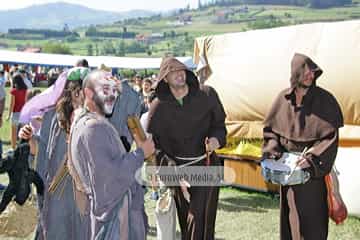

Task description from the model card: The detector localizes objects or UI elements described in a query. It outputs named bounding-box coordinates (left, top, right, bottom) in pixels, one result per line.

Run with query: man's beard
left=296, top=81, right=311, bottom=89
left=92, top=92, right=116, bottom=116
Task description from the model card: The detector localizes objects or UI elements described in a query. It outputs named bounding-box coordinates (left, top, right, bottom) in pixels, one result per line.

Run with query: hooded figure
left=262, top=53, right=343, bottom=240
left=148, top=57, right=227, bottom=240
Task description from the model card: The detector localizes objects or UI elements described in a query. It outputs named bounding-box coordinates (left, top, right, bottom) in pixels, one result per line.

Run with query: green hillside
left=1, top=2, right=360, bottom=57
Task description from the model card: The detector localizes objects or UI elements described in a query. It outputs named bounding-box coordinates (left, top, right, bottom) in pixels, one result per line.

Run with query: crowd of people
left=0, top=53, right=343, bottom=240
left=0, top=61, right=159, bottom=151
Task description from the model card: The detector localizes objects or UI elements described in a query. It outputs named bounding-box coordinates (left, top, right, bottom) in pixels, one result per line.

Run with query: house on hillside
left=213, top=9, right=234, bottom=24
left=136, top=33, right=164, bottom=44
left=167, top=21, right=186, bottom=27
left=238, top=6, right=249, bottom=13
left=17, top=47, right=42, bottom=53
left=178, top=15, right=193, bottom=25
left=135, top=34, right=149, bottom=44
left=150, top=33, right=164, bottom=43
left=231, top=6, right=249, bottom=14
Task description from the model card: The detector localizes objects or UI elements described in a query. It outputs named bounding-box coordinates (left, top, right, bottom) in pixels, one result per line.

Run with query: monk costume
left=147, top=57, right=227, bottom=240
left=32, top=68, right=90, bottom=240
left=262, top=53, right=344, bottom=240
left=108, top=80, right=148, bottom=238
left=68, top=70, right=147, bottom=239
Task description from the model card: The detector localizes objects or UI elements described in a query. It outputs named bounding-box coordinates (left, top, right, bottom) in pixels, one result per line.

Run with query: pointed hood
left=155, top=57, right=199, bottom=101
left=264, top=53, right=343, bottom=142
left=290, top=53, right=323, bottom=89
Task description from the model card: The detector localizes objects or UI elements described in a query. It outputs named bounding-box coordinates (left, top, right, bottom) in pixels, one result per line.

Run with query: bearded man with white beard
left=68, top=70, right=155, bottom=240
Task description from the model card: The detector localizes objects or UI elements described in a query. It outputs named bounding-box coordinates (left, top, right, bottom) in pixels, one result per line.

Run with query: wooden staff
left=127, top=115, right=158, bottom=192
left=127, top=115, right=156, bottom=165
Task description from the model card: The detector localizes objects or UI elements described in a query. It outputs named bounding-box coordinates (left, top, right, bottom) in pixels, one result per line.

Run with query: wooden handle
left=127, top=115, right=156, bottom=165
left=127, top=115, right=147, bottom=141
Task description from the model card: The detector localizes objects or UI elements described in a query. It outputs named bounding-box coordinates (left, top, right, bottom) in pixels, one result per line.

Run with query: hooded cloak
left=264, top=53, right=343, bottom=143
left=148, top=57, right=226, bottom=240
left=148, top=57, right=227, bottom=160
left=262, top=53, right=344, bottom=240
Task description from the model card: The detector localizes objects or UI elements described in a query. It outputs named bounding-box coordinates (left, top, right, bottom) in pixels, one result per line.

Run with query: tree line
left=200, top=0, right=352, bottom=8
left=8, top=28, right=78, bottom=38
left=85, top=26, right=136, bottom=39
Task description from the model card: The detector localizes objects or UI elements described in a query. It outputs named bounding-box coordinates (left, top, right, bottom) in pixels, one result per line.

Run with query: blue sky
left=0, top=0, right=202, bottom=12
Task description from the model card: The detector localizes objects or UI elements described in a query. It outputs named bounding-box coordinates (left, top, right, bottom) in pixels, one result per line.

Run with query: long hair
left=56, top=80, right=82, bottom=134
left=12, top=73, right=27, bottom=90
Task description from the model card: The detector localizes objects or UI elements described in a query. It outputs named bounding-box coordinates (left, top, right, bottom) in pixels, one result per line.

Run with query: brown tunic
left=148, top=57, right=227, bottom=240
left=262, top=53, right=344, bottom=240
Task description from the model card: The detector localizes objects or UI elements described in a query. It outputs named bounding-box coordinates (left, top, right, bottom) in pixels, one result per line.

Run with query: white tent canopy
left=194, top=20, right=360, bottom=143
left=0, top=49, right=196, bottom=69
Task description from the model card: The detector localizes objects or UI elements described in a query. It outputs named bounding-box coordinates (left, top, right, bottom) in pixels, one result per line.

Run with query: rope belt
left=176, top=154, right=207, bottom=168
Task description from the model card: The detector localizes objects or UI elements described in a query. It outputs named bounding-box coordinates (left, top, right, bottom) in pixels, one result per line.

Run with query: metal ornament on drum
left=261, top=152, right=310, bottom=186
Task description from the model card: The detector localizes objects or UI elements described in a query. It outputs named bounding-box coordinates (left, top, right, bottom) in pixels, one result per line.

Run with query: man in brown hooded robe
left=148, top=57, right=227, bottom=240
left=262, top=53, right=344, bottom=240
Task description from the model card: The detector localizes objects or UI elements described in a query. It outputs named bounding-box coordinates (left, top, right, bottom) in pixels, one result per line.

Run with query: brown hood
left=156, top=57, right=199, bottom=101
left=264, top=53, right=343, bottom=142
left=290, top=53, right=323, bottom=88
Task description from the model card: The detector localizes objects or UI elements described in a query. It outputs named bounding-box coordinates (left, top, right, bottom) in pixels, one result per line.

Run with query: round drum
left=261, top=152, right=310, bottom=186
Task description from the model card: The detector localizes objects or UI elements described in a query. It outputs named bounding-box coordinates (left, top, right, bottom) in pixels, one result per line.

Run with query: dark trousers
left=174, top=185, right=219, bottom=240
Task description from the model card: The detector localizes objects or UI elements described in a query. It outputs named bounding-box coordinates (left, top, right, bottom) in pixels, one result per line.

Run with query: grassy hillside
left=0, top=2, right=154, bottom=32
left=1, top=3, right=360, bottom=57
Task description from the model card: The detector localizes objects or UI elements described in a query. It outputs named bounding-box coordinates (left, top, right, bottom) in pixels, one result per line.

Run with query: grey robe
left=70, top=112, right=144, bottom=240
left=109, top=81, right=148, bottom=239
left=35, top=109, right=89, bottom=240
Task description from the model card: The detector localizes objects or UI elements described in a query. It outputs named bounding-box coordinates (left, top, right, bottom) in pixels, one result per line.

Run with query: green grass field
left=0, top=87, right=359, bottom=239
